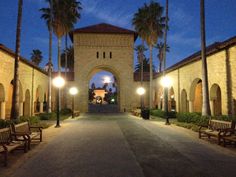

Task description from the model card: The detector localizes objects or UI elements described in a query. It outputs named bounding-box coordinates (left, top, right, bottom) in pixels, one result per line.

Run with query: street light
left=136, top=87, right=148, bottom=119
left=160, top=76, right=172, bottom=125
left=52, top=76, right=65, bottom=128
left=69, top=87, right=78, bottom=118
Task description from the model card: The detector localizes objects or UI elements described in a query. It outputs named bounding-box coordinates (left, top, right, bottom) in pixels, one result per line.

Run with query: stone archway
left=190, top=78, right=202, bottom=113
left=180, top=89, right=188, bottom=113
left=35, top=86, right=44, bottom=113
left=168, top=87, right=176, bottom=111
left=0, top=83, right=5, bottom=119
left=210, top=84, right=222, bottom=116
left=5, top=80, right=23, bottom=118
left=24, top=89, right=31, bottom=116
left=87, top=66, right=120, bottom=113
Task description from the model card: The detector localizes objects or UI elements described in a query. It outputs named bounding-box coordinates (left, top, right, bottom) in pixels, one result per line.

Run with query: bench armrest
left=29, top=126, right=43, bottom=132
left=199, top=125, right=208, bottom=131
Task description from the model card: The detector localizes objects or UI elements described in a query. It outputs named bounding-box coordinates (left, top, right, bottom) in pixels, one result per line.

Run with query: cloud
left=81, top=0, right=132, bottom=27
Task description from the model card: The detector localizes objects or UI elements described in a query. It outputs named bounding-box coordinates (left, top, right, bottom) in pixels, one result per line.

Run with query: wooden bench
left=11, top=121, right=42, bottom=150
left=222, top=128, right=236, bottom=147
left=131, top=108, right=141, bottom=117
left=0, top=127, right=27, bottom=166
left=199, top=119, right=235, bottom=144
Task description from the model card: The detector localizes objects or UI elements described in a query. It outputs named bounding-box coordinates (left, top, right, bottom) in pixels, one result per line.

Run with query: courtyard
left=1, top=114, right=236, bottom=177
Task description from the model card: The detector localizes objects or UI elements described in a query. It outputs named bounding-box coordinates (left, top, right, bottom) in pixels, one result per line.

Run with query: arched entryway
left=168, top=87, right=176, bottom=111
left=0, top=83, right=5, bottom=119
left=88, top=69, right=120, bottom=113
left=35, top=86, right=44, bottom=113
left=5, top=80, right=23, bottom=118
left=190, top=78, right=202, bottom=113
left=180, top=89, right=188, bottom=112
left=24, top=89, right=31, bottom=116
left=210, top=84, right=222, bottom=116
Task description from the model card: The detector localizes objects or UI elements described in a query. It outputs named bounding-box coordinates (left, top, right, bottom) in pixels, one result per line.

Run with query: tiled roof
left=0, top=44, right=48, bottom=75
left=155, top=35, right=236, bottom=78
left=71, top=23, right=138, bottom=41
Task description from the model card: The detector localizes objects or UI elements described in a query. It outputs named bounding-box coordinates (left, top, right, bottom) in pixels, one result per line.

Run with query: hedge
left=150, top=109, right=176, bottom=118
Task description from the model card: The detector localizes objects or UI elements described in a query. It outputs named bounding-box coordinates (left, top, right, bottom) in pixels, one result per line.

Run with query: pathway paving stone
left=1, top=113, right=236, bottom=177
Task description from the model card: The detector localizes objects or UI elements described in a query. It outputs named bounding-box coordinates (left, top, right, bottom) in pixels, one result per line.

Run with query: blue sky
left=0, top=0, right=236, bottom=87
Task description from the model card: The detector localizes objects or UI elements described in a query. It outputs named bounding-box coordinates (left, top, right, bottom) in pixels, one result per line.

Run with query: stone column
left=189, top=101, right=193, bottom=113
left=19, top=102, right=23, bottom=116
left=40, top=102, right=44, bottom=113
left=0, top=102, right=6, bottom=119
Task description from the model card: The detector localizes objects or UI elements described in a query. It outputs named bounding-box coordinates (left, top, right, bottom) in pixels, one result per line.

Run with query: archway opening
left=24, top=89, right=31, bottom=116
left=168, top=87, right=176, bottom=111
left=210, top=84, right=222, bottom=116
left=190, top=79, right=202, bottom=113
left=88, top=70, right=119, bottom=113
left=181, top=89, right=188, bottom=112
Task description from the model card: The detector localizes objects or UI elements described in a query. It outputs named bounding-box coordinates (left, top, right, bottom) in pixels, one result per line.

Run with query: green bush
left=176, top=112, right=209, bottom=125
left=213, top=115, right=236, bottom=122
left=19, top=116, right=40, bottom=124
left=60, top=108, right=72, bottom=115
left=38, top=112, right=56, bottom=120
left=0, top=119, right=11, bottom=128
left=150, top=109, right=165, bottom=118
left=150, top=109, right=176, bottom=118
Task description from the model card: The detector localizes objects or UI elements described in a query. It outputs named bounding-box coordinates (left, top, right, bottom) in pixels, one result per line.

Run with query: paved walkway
left=1, top=114, right=236, bottom=177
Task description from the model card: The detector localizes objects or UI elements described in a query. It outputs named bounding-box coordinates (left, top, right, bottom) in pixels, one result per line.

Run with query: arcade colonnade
left=153, top=37, right=236, bottom=116
left=0, top=44, right=48, bottom=119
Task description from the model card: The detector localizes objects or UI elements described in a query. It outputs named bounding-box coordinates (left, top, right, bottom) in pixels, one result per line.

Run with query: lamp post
left=160, top=76, right=171, bottom=125
left=69, top=87, right=78, bottom=118
left=52, top=76, right=65, bottom=128
left=136, top=87, right=147, bottom=119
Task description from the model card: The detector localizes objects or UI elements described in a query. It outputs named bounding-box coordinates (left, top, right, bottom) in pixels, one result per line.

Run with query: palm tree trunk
left=64, top=34, right=68, bottom=108
left=163, top=0, right=169, bottom=114
left=149, top=46, right=153, bottom=109
left=141, top=40, right=144, bottom=109
left=47, top=0, right=53, bottom=113
left=200, top=0, right=211, bottom=116
left=159, top=61, right=162, bottom=73
left=58, top=37, right=62, bottom=111
left=11, top=0, right=23, bottom=119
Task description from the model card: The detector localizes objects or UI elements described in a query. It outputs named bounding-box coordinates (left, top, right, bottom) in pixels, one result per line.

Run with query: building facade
left=0, top=44, right=48, bottom=119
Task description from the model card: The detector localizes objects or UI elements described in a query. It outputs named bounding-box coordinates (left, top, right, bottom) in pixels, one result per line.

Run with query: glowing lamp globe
left=160, top=76, right=172, bottom=88
left=52, top=76, right=65, bottom=88
left=136, top=87, right=146, bottom=96
left=69, top=87, right=78, bottom=96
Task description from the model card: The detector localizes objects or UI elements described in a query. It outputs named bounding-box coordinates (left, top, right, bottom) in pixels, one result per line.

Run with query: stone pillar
left=40, top=102, right=44, bottom=113
left=19, top=102, right=23, bottom=116
left=189, top=101, right=193, bottom=113
left=0, top=102, right=6, bottom=119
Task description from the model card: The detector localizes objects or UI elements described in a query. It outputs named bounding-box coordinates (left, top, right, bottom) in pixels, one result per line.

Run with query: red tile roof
left=71, top=23, right=138, bottom=41
left=154, top=35, right=236, bottom=78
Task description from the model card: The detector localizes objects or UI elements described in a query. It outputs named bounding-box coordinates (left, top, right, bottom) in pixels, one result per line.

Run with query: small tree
left=31, top=49, right=43, bottom=66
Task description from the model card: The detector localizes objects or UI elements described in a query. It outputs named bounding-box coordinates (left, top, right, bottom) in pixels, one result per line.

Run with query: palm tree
left=200, top=0, right=211, bottom=116
left=61, top=46, right=74, bottom=72
left=31, top=49, right=43, bottom=66
left=11, top=0, right=23, bottom=119
left=135, top=44, right=147, bottom=84
left=133, top=1, right=165, bottom=109
left=135, top=58, right=155, bottom=72
left=155, top=42, right=169, bottom=72
left=40, top=0, right=82, bottom=110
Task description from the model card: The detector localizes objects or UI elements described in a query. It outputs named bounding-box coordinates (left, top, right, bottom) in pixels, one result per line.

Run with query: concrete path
left=2, top=113, right=236, bottom=177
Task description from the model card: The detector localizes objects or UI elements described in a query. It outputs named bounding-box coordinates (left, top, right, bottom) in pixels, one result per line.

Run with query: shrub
left=0, top=119, right=11, bottom=128
left=60, top=108, right=72, bottom=115
left=39, top=112, right=56, bottom=120
left=150, top=109, right=176, bottom=118
left=213, top=115, right=236, bottom=122
left=176, top=112, right=209, bottom=125
left=19, top=116, right=40, bottom=124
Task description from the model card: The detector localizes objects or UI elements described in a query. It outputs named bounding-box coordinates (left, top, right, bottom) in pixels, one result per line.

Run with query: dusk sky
left=0, top=0, right=236, bottom=88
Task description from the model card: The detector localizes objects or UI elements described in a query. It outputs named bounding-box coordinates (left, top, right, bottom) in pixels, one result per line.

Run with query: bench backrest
left=0, top=128, right=11, bottom=144
left=209, top=120, right=234, bottom=130
left=11, top=122, right=30, bottom=134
